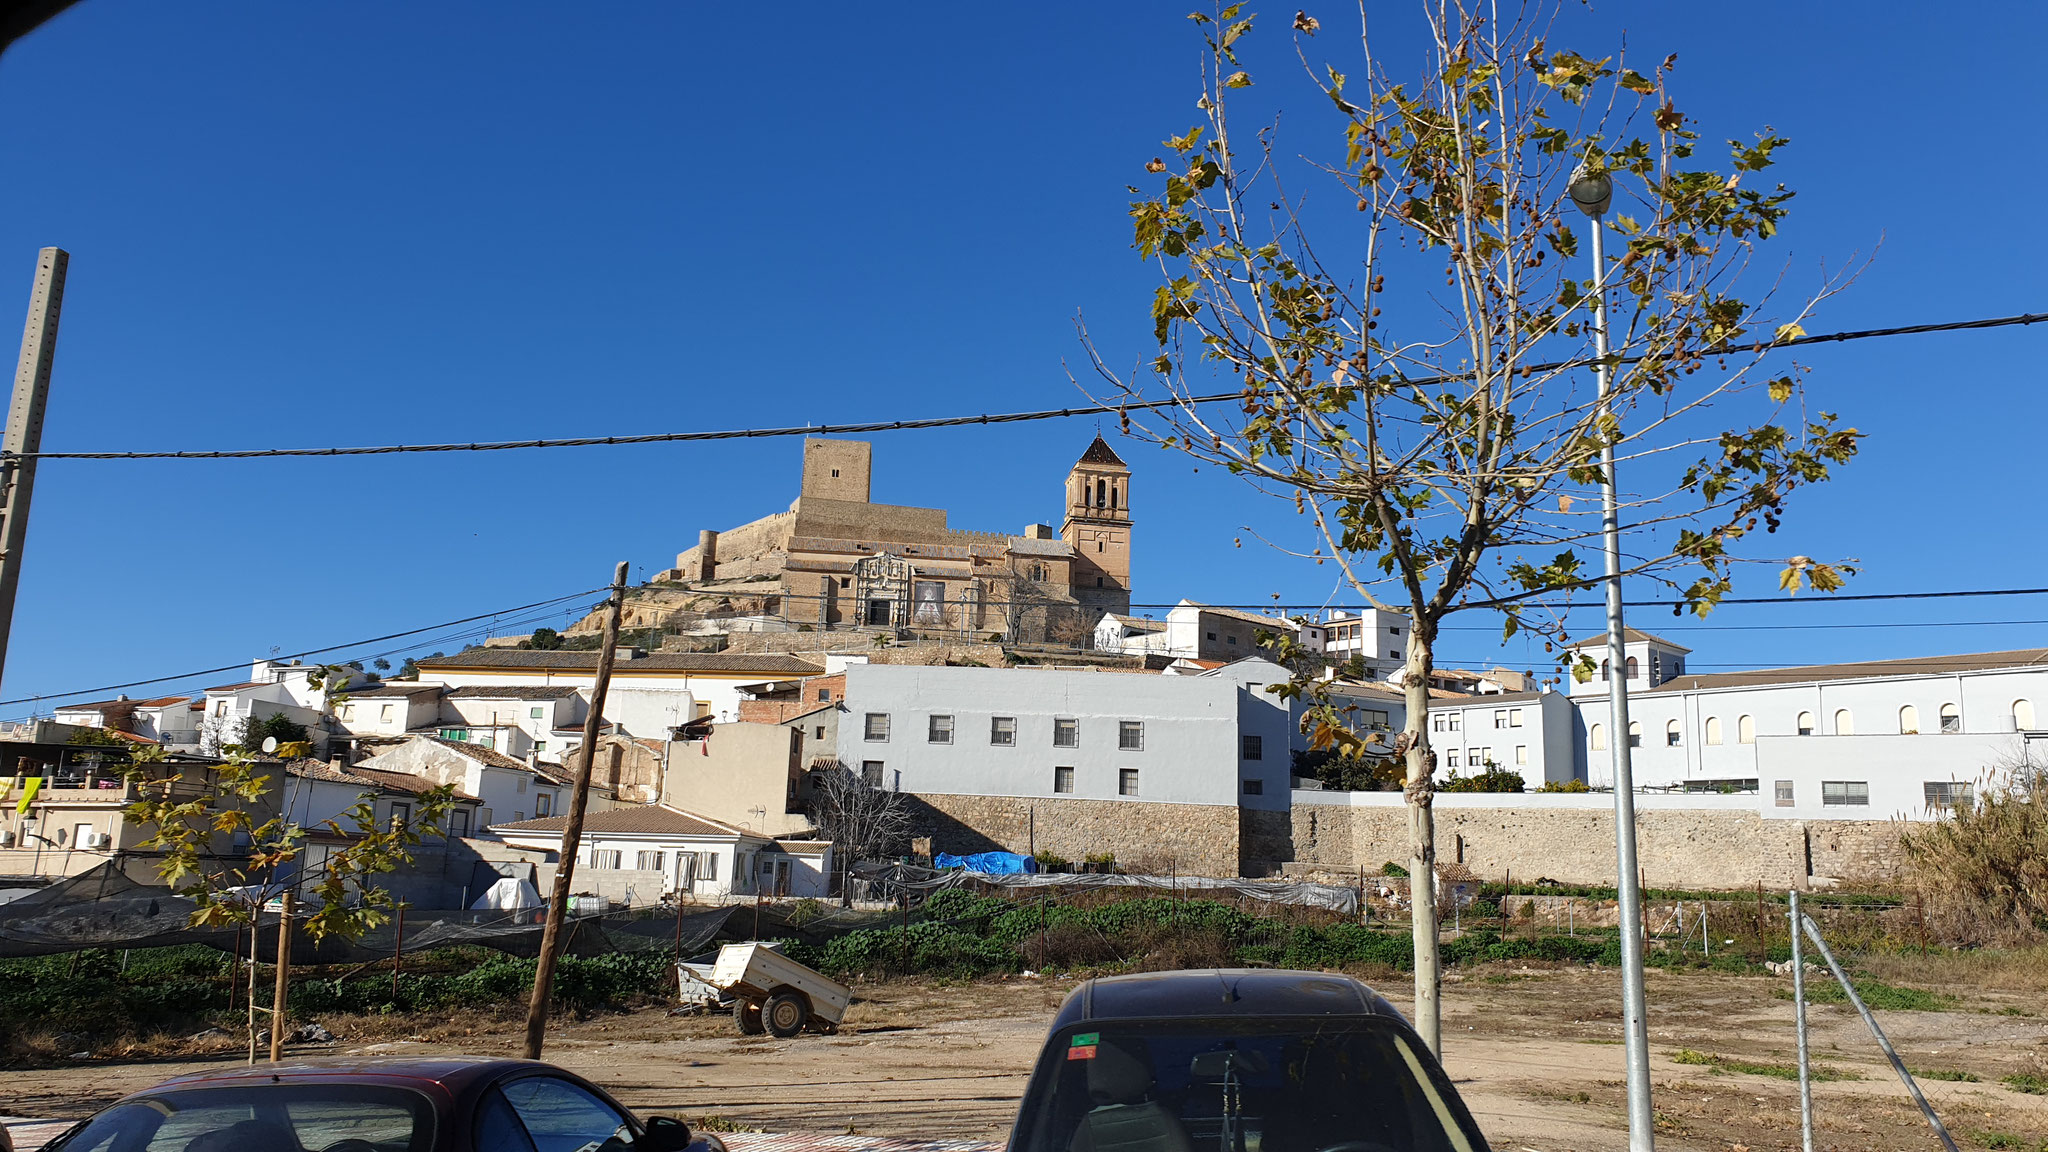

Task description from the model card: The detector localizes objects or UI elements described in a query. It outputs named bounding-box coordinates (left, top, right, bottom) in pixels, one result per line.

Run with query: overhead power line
left=0, top=587, right=605, bottom=708
left=12, top=310, right=2044, bottom=462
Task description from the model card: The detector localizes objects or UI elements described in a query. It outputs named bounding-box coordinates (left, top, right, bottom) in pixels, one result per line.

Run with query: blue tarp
left=934, top=851, right=1040, bottom=875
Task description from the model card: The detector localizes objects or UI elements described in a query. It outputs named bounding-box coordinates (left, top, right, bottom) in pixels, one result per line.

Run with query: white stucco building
left=410, top=649, right=824, bottom=736
left=491, top=805, right=832, bottom=899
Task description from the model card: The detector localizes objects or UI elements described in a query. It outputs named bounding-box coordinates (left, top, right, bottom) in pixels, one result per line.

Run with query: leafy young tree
left=807, top=761, right=911, bottom=906
left=1087, top=3, right=1860, bottom=1051
left=237, top=710, right=310, bottom=752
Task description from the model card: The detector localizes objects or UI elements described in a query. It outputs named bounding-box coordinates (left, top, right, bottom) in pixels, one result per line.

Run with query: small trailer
left=707, top=940, right=851, bottom=1037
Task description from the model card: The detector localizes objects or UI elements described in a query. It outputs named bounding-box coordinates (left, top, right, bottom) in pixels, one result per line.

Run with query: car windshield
left=1012, top=1019, right=1485, bottom=1152
left=45, top=1083, right=434, bottom=1152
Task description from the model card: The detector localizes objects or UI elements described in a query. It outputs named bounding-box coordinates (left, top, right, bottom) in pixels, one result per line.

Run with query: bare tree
left=1083, top=2, right=1861, bottom=1054
left=806, top=760, right=912, bottom=905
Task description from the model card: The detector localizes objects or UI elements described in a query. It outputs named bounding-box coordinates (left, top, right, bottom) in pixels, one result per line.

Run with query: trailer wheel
left=764, top=990, right=810, bottom=1038
left=735, top=1001, right=765, bottom=1036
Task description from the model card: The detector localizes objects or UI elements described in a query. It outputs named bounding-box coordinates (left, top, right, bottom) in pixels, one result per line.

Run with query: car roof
left=1050, top=968, right=1407, bottom=1031
left=135, top=1057, right=557, bottom=1099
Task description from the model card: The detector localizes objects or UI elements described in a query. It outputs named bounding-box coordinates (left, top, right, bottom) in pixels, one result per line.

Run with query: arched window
left=1898, top=705, right=1919, bottom=735
left=1704, top=716, right=1722, bottom=746
left=1095, top=478, right=1107, bottom=507
left=1939, top=703, right=1960, bottom=733
left=1601, top=659, right=1611, bottom=682
left=1590, top=723, right=1606, bottom=751
left=1625, top=656, right=1640, bottom=680
left=1737, top=715, right=1755, bottom=744
left=1797, top=711, right=1815, bottom=736
left=2017, top=699, right=2037, bottom=731
left=1833, top=708, right=1854, bottom=735
left=1665, top=719, right=1681, bottom=747
left=1627, top=721, right=1642, bottom=748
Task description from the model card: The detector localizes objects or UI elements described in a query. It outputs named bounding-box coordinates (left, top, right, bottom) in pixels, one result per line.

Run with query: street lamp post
left=1570, top=163, right=1655, bottom=1152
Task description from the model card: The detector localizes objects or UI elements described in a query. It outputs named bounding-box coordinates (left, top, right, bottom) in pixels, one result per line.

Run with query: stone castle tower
left=1062, top=435, right=1133, bottom=617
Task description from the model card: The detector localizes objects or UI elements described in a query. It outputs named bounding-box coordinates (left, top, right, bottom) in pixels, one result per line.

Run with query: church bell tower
left=1062, top=435, right=1133, bottom=617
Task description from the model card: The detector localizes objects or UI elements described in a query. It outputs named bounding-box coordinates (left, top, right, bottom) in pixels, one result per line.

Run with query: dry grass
left=1853, top=945, right=2048, bottom=996
left=1899, top=774, right=2047, bottom=946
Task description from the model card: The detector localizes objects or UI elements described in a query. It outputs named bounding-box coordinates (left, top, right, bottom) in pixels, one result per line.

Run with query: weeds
left=2003, top=1073, right=2048, bottom=1095
left=1773, top=978, right=1954, bottom=1012
left=1913, top=1069, right=1980, bottom=1082
left=1900, top=769, right=2047, bottom=946
left=1671, top=1049, right=1855, bottom=1082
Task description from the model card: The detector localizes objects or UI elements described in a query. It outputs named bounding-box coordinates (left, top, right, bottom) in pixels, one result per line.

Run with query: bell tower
left=1062, top=435, right=1132, bottom=616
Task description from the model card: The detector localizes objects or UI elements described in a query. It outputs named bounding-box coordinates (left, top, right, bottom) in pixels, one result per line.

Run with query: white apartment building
left=410, top=649, right=823, bottom=736
left=838, top=659, right=1294, bottom=812
left=1305, top=607, right=1410, bottom=679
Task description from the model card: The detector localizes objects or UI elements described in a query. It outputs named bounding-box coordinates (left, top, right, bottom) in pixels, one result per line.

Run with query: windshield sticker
left=1067, top=1032, right=1100, bottom=1060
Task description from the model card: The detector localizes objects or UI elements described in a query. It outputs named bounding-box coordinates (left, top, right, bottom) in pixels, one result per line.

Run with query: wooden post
left=672, top=896, right=686, bottom=998
left=227, top=923, right=241, bottom=1012
left=270, top=893, right=294, bottom=1063
left=246, top=913, right=260, bottom=1065
left=391, top=904, right=406, bottom=1001
left=522, top=561, right=631, bottom=1061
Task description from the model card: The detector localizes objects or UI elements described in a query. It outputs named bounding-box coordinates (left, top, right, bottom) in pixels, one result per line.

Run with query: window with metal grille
left=861, top=761, right=883, bottom=787
left=1053, top=718, right=1078, bottom=747
left=927, top=714, right=953, bottom=744
left=1774, top=780, right=1794, bottom=807
left=990, top=717, right=1016, bottom=746
left=864, top=713, right=890, bottom=741
left=1053, top=766, right=1074, bottom=793
left=1118, top=769, right=1139, bottom=797
left=1821, top=781, right=1869, bottom=807
left=1939, top=703, right=1960, bottom=733
left=1242, top=779, right=1263, bottom=795
left=1923, top=781, right=1973, bottom=811
left=1240, top=734, right=1262, bottom=761
left=1118, top=721, right=1144, bottom=751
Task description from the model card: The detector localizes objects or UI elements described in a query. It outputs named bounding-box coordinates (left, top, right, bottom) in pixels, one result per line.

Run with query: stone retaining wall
left=1288, top=799, right=1906, bottom=891
left=906, top=792, right=1242, bottom=877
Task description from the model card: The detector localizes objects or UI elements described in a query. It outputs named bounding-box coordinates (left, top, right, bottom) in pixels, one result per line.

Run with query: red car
left=35, top=1057, right=710, bottom=1152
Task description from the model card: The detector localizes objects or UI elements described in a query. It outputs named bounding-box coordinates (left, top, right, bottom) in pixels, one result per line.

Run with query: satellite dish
left=261, top=737, right=279, bottom=754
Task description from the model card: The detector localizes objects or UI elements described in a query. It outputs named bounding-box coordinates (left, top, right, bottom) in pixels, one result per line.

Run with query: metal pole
left=246, top=915, right=260, bottom=1065
left=1789, top=890, right=1814, bottom=1152
left=0, top=248, right=67, bottom=691
left=270, top=893, right=293, bottom=1063
left=1800, top=913, right=1960, bottom=1152
left=523, top=561, right=632, bottom=1060
left=1588, top=205, right=1655, bottom=1152
left=391, top=904, right=405, bottom=1001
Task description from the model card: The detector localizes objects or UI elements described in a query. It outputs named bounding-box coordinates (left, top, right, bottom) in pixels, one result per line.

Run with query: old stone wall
left=792, top=497, right=951, bottom=545
left=1288, top=800, right=1907, bottom=891
left=1237, top=808, right=1295, bottom=877
left=907, top=792, right=1243, bottom=878
left=672, top=510, right=797, bottom=576
left=722, top=632, right=1010, bottom=669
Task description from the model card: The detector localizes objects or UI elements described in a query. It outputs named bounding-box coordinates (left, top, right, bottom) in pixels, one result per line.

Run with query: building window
left=1445, top=713, right=1460, bottom=732
left=990, top=716, right=1016, bottom=746
left=928, top=714, right=954, bottom=744
left=1627, top=722, right=1641, bottom=748
left=534, top=741, right=546, bottom=753
left=1821, top=781, right=1870, bottom=807
left=1206, top=632, right=1218, bottom=641
left=1241, top=734, right=1263, bottom=761
left=1939, top=703, right=1960, bottom=733
left=814, top=725, right=825, bottom=739
left=1242, top=778, right=1263, bottom=795
left=535, top=793, right=552, bottom=817
left=1514, top=745, right=1527, bottom=766
left=529, top=707, right=545, bottom=719
left=1118, top=721, right=1144, bottom=751
left=1432, top=714, right=1447, bottom=733
left=1510, top=708, right=1524, bottom=728
left=594, top=849, right=622, bottom=870
left=817, top=688, right=832, bottom=702
left=1227, top=635, right=1238, bottom=645
left=864, top=713, right=890, bottom=741
left=1363, top=709, right=1389, bottom=730
left=1797, top=711, right=1815, bottom=736
left=2015, top=699, right=2036, bottom=731
left=449, top=810, right=471, bottom=837
left=1446, top=749, right=1460, bottom=768
left=1898, top=705, right=1919, bottom=735
left=839, top=577, right=851, bottom=589
left=389, top=803, right=410, bottom=830
left=1704, top=716, right=1722, bottom=746
left=1601, top=659, right=1611, bottom=682
left=380, top=704, right=395, bottom=723
left=1589, top=723, right=1605, bottom=752
left=637, top=850, right=665, bottom=871
left=1738, top=715, right=1755, bottom=744
left=1053, top=718, right=1078, bottom=747
left=861, top=761, right=884, bottom=787
left=1118, top=769, right=1140, bottom=797
left=1833, top=708, right=1854, bottom=736
left=440, top=727, right=469, bottom=741
left=1478, top=747, right=1492, bottom=766
left=1053, top=766, right=1075, bottom=794
left=1494, top=710, right=1508, bottom=729
left=1665, top=719, right=1681, bottom=747
left=1774, top=780, right=1794, bottom=807
left=1923, top=781, right=1973, bottom=811
left=1625, top=656, right=1639, bottom=680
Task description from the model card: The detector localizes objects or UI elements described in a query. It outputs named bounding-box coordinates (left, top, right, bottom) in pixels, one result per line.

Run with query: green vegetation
left=1913, top=1068, right=1980, bottom=1082
left=1672, top=1049, right=1855, bottom=1082
left=1441, top=765, right=1527, bottom=793
left=1901, top=770, right=2048, bottom=947
left=1969, top=1132, right=2046, bottom=1152
left=1778, top=977, right=1954, bottom=1012
left=2003, top=1072, right=2048, bottom=1095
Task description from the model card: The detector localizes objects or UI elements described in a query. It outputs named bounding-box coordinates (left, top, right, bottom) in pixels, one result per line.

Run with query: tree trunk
left=1401, top=627, right=1442, bottom=1057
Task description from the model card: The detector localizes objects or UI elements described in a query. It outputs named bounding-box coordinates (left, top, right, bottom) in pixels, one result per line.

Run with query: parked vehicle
left=708, top=940, right=851, bottom=1037
left=1008, top=969, right=1492, bottom=1152
left=37, top=1056, right=714, bottom=1152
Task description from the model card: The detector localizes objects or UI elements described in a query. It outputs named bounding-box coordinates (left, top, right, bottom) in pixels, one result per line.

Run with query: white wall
left=839, top=664, right=1243, bottom=807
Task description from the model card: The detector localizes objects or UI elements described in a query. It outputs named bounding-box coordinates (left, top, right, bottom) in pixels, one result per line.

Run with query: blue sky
left=0, top=2, right=2041, bottom=712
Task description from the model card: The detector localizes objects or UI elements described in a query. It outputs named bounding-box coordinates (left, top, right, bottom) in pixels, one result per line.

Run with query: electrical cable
left=0, top=587, right=606, bottom=708
left=11, top=310, right=2044, bottom=462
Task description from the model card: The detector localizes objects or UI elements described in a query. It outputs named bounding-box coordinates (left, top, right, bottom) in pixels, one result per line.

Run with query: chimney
left=613, top=645, right=641, bottom=661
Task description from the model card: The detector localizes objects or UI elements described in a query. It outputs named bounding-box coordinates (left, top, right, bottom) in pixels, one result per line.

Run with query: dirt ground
left=8, top=964, right=2046, bottom=1152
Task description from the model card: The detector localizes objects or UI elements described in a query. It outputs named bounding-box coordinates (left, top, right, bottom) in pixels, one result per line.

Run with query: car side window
left=494, top=1076, right=634, bottom=1152
left=476, top=1086, right=540, bottom=1152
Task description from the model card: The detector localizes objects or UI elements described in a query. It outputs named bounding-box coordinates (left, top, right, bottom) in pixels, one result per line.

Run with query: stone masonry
left=907, top=792, right=1242, bottom=877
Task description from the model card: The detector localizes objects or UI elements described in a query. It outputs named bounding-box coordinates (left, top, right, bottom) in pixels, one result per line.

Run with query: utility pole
left=0, top=248, right=68, bottom=690
left=522, top=561, right=631, bottom=1060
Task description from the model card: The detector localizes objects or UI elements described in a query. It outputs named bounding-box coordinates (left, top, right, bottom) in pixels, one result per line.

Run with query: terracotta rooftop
left=1643, top=648, right=2048, bottom=694
left=285, top=760, right=481, bottom=803
left=1076, top=435, right=1128, bottom=468
left=490, top=804, right=760, bottom=839
left=56, top=695, right=190, bottom=712
left=416, top=651, right=824, bottom=676
left=447, top=685, right=584, bottom=700
left=204, top=680, right=266, bottom=693
left=341, top=683, right=445, bottom=698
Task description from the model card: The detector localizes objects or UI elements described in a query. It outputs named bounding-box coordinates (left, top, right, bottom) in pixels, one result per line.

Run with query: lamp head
left=1568, top=164, right=1613, bottom=217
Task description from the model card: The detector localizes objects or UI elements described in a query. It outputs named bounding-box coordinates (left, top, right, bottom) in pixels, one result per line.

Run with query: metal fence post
left=1799, top=911, right=1959, bottom=1152
left=1789, top=890, right=1814, bottom=1152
